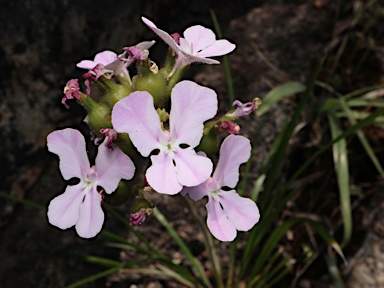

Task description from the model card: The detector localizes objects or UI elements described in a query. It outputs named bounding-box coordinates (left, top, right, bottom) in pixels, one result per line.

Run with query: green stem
left=183, top=196, right=224, bottom=288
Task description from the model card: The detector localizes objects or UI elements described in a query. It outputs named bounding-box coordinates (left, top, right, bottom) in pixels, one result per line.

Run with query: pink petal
left=174, top=147, right=213, bottom=187
left=181, top=181, right=208, bottom=201
left=105, top=57, right=128, bottom=76
left=95, top=141, right=135, bottom=194
left=206, top=197, right=237, bottom=241
left=76, top=60, right=97, bottom=70
left=112, top=91, right=163, bottom=157
left=47, top=183, right=85, bottom=230
left=179, top=53, right=220, bottom=66
left=213, top=135, right=251, bottom=188
left=219, top=190, right=260, bottom=231
left=181, top=176, right=216, bottom=201
left=183, top=25, right=216, bottom=54
left=196, top=39, right=236, bottom=58
left=146, top=152, right=182, bottom=195
left=179, top=38, right=191, bottom=54
left=184, top=54, right=220, bottom=65
left=170, top=81, right=217, bottom=147
left=75, top=187, right=104, bottom=238
left=141, top=17, right=180, bottom=54
left=47, top=129, right=90, bottom=180
left=93, top=50, right=118, bottom=65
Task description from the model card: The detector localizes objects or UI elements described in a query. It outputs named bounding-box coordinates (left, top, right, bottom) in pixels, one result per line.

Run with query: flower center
left=205, top=177, right=221, bottom=201
left=84, top=166, right=98, bottom=186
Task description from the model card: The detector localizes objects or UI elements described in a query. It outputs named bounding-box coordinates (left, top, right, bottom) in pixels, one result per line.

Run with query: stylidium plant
left=46, top=16, right=262, bottom=286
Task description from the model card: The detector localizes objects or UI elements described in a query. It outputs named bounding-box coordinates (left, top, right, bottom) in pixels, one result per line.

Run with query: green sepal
left=197, top=125, right=219, bottom=155
left=100, top=78, right=132, bottom=107
left=131, top=192, right=153, bottom=214
left=103, top=180, right=133, bottom=206
left=87, top=103, right=112, bottom=132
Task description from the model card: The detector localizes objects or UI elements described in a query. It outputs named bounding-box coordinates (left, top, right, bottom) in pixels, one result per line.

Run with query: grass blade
left=153, top=208, right=212, bottom=288
left=66, top=264, right=124, bottom=288
left=328, top=113, right=352, bottom=247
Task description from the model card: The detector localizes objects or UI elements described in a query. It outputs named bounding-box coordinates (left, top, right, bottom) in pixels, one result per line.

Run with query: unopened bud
left=130, top=207, right=153, bottom=226
left=87, top=103, right=112, bottom=132
left=103, top=180, right=133, bottom=206
left=130, top=193, right=153, bottom=226
left=219, top=121, right=240, bottom=135
left=132, top=62, right=168, bottom=108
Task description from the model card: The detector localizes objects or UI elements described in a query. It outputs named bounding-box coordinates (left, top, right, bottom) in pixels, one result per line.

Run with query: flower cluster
left=47, top=16, right=260, bottom=241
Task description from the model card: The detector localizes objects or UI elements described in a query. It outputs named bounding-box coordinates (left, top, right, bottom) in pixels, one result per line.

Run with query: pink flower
left=76, top=41, right=155, bottom=79
left=142, top=17, right=236, bottom=73
left=182, top=135, right=260, bottom=241
left=47, top=128, right=135, bottom=238
left=112, top=80, right=217, bottom=195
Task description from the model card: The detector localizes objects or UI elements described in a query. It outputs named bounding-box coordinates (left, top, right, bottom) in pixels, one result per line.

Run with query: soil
left=1, top=0, right=384, bottom=287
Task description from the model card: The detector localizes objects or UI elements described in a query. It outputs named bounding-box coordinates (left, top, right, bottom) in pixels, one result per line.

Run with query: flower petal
left=206, top=197, right=236, bottom=241
left=179, top=53, right=220, bottom=65
left=76, top=60, right=97, bottom=70
left=170, top=80, right=217, bottom=147
left=47, top=129, right=90, bottom=180
left=213, top=135, right=251, bottom=188
left=174, top=147, right=213, bottom=187
left=141, top=17, right=180, bottom=54
left=181, top=181, right=208, bottom=201
left=75, top=187, right=104, bottom=238
left=196, top=39, right=236, bottom=58
left=219, top=190, right=260, bottom=231
left=183, top=25, right=216, bottom=54
left=93, top=50, right=118, bottom=65
left=112, top=91, right=163, bottom=157
left=47, top=183, right=84, bottom=230
left=136, top=40, right=156, bottom=51
left=146, top=151, right=182, bottom=195
left=181, top=176, right=217, bottom=201
left=95, top=140, right=135, bottom=194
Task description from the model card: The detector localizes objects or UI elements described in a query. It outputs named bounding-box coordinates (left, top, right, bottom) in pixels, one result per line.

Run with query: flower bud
left=197, top=127, right=219, bottom=155
left=132, top=60, right=168, bottom=108
left=103, top=80, right=132, bottom=107
left=130, top=191, right=153, bottom=226
left=103, top=180, right=133, bottom=205
left=87, top=103, right=112, bottom=132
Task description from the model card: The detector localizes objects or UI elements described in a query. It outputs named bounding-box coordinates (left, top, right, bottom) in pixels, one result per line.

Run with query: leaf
left=256, top=82, right=306, bottom=116
left=328, top=113, right=352, bottom=247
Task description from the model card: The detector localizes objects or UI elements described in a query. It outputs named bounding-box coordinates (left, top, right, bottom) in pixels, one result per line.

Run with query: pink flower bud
left=62, top=79, right=82, bottom=109
left=170, top=33, right=181, bottom=45
left=122, top=46, right=149, bottom=61
left=130, top=208, right=153, bottom=226
left=219, top=121, right=240, bottom=135
left=83, top=64, right=113, bottom=81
